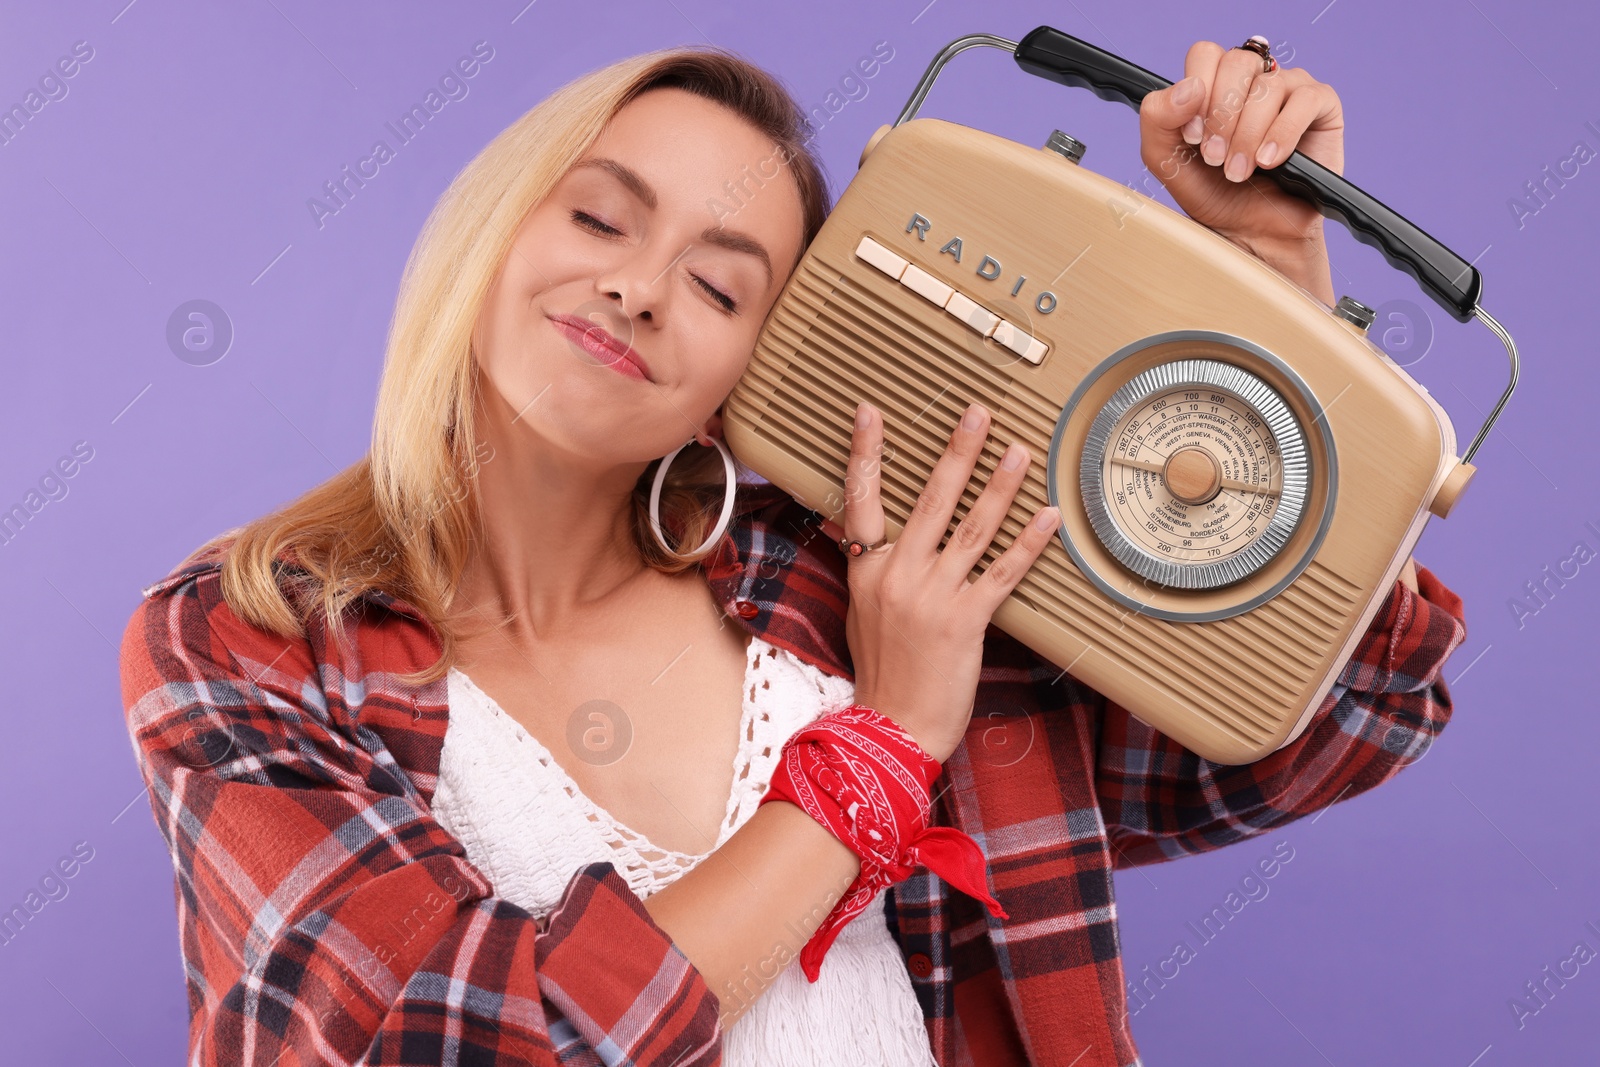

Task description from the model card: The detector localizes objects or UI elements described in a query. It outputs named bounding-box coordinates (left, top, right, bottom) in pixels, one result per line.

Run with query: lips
left=547, top=312, right=653, bottom=381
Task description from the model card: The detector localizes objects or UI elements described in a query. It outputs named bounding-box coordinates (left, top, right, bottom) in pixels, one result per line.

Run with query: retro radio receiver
left=721, top=28, right=1518, bottom=763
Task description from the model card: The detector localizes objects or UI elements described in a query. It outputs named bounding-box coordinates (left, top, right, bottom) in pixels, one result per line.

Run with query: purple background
left=2, top=0, right=1593, bottom=1063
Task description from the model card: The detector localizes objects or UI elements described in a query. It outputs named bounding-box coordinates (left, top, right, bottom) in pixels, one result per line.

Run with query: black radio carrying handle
left=1012, top=27, right=1481, bottom=323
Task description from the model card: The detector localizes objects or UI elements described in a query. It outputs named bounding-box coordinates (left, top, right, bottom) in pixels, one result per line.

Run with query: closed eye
left=571, top=209, right=738, bottom=314
left=694, top=275, right=737, bottom=313
left=570, top=209, right=621, bottom=236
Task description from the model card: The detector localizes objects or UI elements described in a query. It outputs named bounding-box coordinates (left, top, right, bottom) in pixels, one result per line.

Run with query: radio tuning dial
left=1078, top=357, right=1311, bottom=590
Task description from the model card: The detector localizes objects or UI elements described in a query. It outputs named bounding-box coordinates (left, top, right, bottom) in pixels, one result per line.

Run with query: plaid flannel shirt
left=120, top=479, right=1467, bottom=1066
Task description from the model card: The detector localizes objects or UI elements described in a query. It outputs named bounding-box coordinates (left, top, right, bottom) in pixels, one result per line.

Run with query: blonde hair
left=210, top=45, right=832, bottom=684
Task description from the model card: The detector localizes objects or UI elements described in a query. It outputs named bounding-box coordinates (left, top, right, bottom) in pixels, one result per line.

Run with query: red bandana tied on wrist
left=757, top=702, right=1009, bottom=982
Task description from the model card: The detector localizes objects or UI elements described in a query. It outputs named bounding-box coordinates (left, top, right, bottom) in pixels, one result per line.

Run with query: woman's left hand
left=1138, top=40, right=1344, bottom=295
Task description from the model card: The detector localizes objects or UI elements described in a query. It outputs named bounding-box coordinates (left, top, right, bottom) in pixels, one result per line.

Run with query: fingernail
left=961, top=404, right=984, bottom=431
left=1032, top=506, right=1060, bottom=531
left=1181, top=116, right=1204, bottom=145
left=855, top=401, right=870, bottom=429
left=1255, top=140, right=1278, bottom=167
left=1171, top=76, right=1199, bottom=105
left=1202, top=134, right=1225, bottom=166
left=1000, top=443, right=1023, bottom=471
left=1225, top=152, right=1249, bottom=182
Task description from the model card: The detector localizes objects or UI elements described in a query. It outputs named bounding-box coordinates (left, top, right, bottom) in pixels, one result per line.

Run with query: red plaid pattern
left=121, top=479, right=1466, bottom=1066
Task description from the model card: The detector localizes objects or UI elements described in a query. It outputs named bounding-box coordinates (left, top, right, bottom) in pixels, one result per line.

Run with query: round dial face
left=1080, top=358, right=1309, bottom=590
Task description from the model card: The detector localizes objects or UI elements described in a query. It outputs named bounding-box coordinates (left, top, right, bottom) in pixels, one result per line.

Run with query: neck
left=456, top=402, right=656, bottom=640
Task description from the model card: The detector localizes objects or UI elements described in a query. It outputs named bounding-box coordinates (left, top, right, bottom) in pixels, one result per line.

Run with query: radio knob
left=1429, top=457, right=1477, bottom=518
left=860, top=124, right=892, bottom=167
left=1332, top=295, right=1376, bottom=332
left=1045, top=130, right=1086, bottom=164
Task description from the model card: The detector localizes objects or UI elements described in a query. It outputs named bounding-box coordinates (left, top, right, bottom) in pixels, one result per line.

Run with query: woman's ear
left=701, top=405, right=725, bottom=443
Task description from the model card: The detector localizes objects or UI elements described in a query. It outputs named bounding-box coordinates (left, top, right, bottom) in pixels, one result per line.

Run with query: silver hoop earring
left=648, top=435, right=738, bottom=557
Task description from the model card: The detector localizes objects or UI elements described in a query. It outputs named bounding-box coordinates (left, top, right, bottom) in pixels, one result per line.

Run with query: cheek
left=704, top=330, right=758, bottom=395
left=481, top=221, right=576, bottom=344
left=510, top=218, right=581, bottom=287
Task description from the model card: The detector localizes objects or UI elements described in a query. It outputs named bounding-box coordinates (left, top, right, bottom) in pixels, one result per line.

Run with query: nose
left=594, top=242, right=681, bottom=324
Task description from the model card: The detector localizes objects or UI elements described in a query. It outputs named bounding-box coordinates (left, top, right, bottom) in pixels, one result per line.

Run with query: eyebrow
left=572, top=156, right=774, bottom=288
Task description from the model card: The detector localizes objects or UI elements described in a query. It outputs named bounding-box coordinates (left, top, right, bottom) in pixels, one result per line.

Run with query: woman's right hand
left=824, top=399, right=1062, bottom=765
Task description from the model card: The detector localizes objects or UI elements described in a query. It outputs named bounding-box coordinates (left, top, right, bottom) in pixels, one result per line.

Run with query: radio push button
left=854, top=234, right=1045, bottom=365
left=992, top=319, right=1048, bottom=365
left=944, top=291, right=1000, bottom=336
left=899, top=263, right=955, bottom=307
left=854, top=234, right=908, bottom=279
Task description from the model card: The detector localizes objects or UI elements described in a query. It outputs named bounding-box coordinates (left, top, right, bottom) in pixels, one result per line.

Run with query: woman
left=119, top=37, right=1467, bottom=1067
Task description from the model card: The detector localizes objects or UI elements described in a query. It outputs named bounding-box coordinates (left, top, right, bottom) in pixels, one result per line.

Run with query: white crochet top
left=430, top=634, right=937, bottom=1067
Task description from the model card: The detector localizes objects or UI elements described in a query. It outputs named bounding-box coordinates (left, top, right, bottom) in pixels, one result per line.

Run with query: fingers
left=968, top=503, right=1062, bottom=612
left=1220, top=69, right=1289, bottom=180
left=1139, top=39, right=1248, bottom=189
left=841, top=399, right=886, bottom=561
left=933, top=439, right=1033, bottom=587
left=895, top=402, right=991, bottom=560
left=1177, top=40, right=1226, bottom=146
left=1193, top=47, right=1270, bottom=170
left=1145, top=39, right=1345, bottom=193
left=1255, top=77, right=1343, bottom=172
left=1170, top=40, right=1343, bottom=183
left=1137, top=71, right=1209, bottom=184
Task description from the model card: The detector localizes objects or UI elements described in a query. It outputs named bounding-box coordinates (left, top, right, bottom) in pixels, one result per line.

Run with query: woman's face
left=472, top=86, right=808, bottom=465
